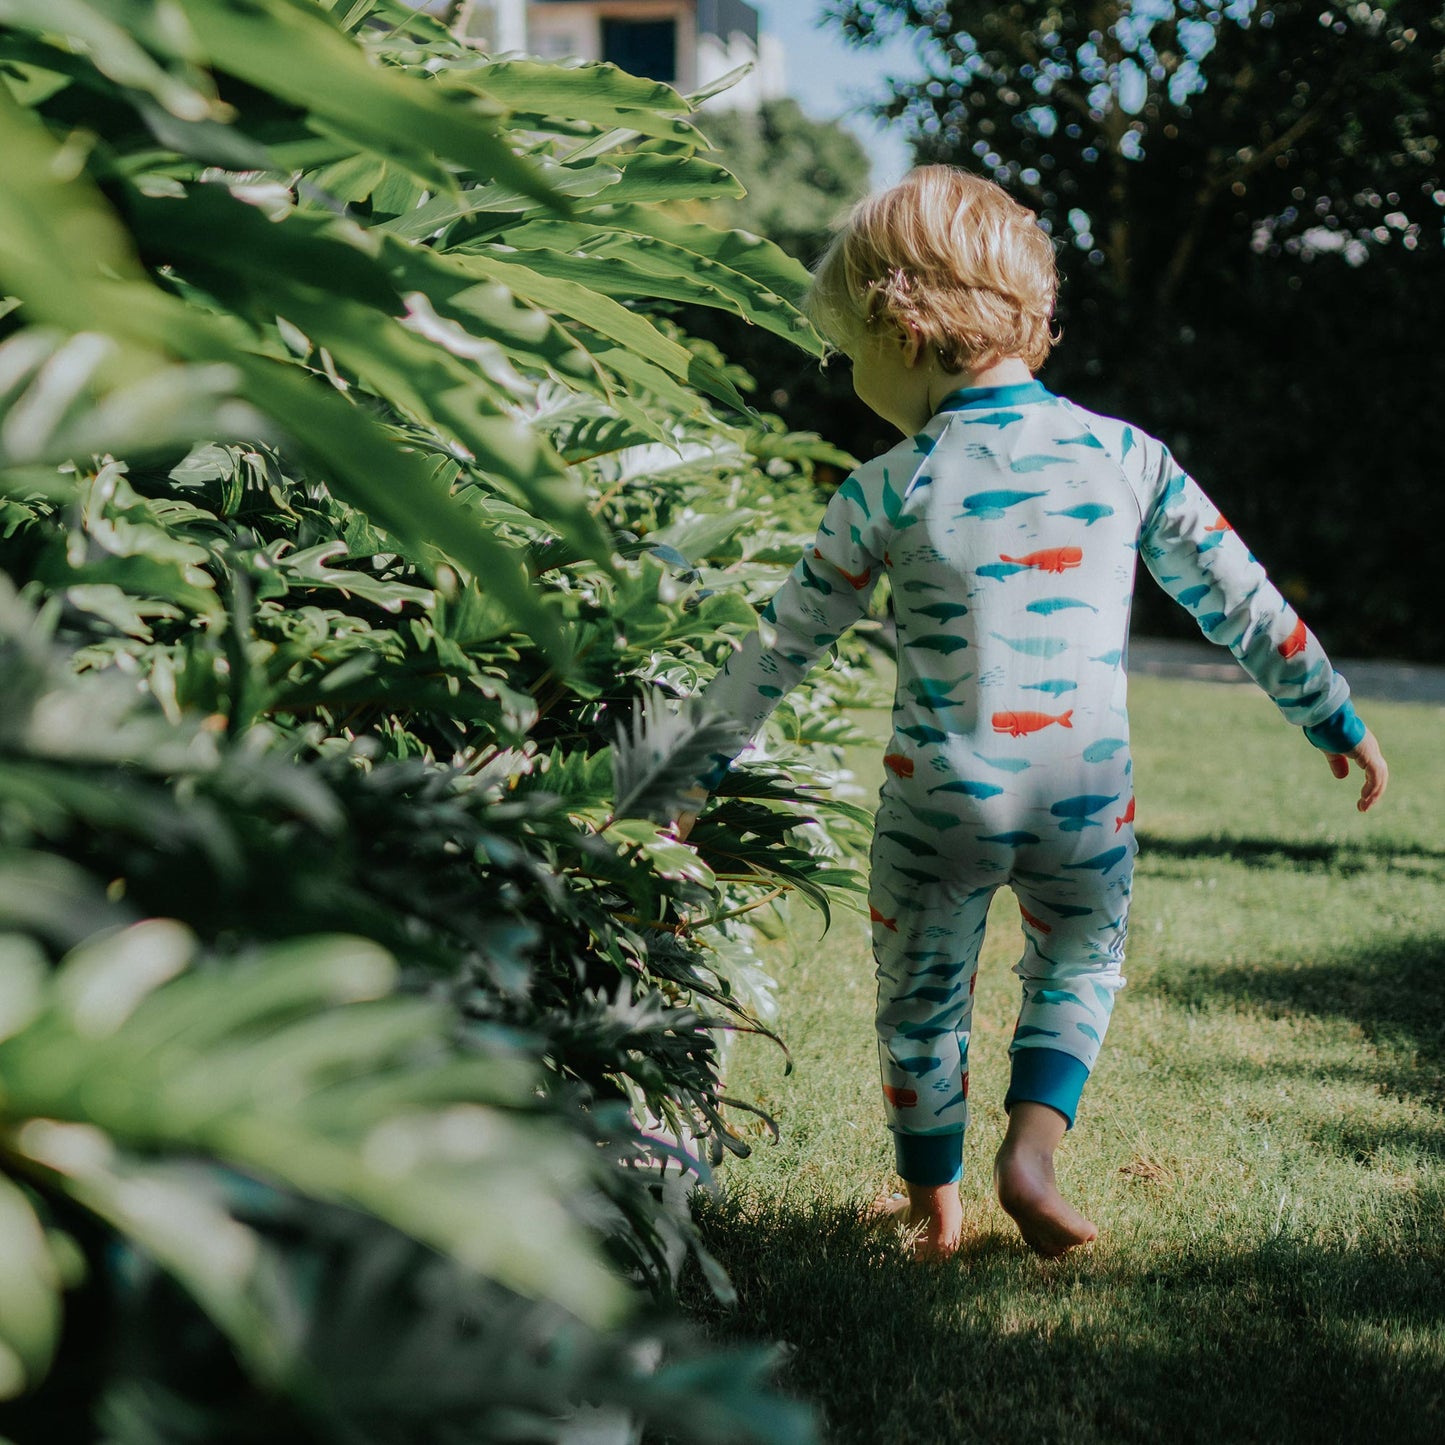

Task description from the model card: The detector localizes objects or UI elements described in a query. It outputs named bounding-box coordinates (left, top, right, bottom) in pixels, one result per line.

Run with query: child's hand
left=1325, top=728, right=1388, bottom=812
left=672, top=786, right=710, bottom=842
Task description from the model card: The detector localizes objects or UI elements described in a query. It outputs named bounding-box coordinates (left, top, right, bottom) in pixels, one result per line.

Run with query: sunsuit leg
left=1004, top=820, right=1135, bottom=1127
left=870, top=797, right=999, bottom=1186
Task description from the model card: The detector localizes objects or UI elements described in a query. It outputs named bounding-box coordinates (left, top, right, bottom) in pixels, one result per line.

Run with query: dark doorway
left=600, top=19, right=678, bottom=83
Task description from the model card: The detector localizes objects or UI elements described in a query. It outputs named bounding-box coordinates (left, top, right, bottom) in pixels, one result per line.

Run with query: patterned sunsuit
left=697, top=380, right=1365, bottom=1186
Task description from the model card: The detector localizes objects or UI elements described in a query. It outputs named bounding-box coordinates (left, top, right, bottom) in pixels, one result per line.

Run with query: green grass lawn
left=684, top=673, right=1445, bottom=1444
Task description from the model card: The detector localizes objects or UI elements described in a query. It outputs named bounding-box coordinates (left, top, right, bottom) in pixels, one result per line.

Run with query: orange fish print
left=883, top=1084, right=919, bottom=1109
left=991, top=709, right=1074, bottom=737
left=1278, top=617, right=1307, bottom=659
left=870, top=904, right=900, bottom=931
left=1206, top=514, right=1232, bottom=532
left=998, top=546, right=1083, bottom=573
left=1115, top=797, right=1136, bottom=832
left=961, top=1070, right=970, bottom=1099
left=814, top=546, right=871, bottom=590
left=883, top=752, right=915, bottom=778
left=1019, top=903, right=1053, bottom=934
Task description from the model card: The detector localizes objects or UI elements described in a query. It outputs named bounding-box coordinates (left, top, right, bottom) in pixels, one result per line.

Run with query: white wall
left=527, top=2, right=602, bottom=62
left=447, top=1, right=529, bottom=51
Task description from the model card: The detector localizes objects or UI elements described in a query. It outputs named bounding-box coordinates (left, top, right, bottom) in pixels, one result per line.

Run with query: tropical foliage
left=0, top=1, right=879, bottom=1437
left=685, top=98, right=879, bottom=465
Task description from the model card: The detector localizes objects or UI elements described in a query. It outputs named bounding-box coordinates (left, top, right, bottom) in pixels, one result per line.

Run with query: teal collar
left=938, top=380, right=1054, bottom=412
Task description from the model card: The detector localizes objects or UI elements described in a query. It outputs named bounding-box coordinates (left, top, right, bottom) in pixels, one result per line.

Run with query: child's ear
left=898, top=317, right=926, bottom=367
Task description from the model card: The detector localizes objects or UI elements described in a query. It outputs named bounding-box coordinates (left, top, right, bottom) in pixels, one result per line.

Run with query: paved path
left=1128, top=635, right=1445, bottom=706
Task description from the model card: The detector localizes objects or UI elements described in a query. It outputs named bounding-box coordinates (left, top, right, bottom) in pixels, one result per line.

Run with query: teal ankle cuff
left=1004, top=1048, right=1090, bottom=1128
left=892, top=1128, right=964, bottom=1185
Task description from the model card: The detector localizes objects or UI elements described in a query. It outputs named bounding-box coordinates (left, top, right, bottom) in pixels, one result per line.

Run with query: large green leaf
left=449, top=57, right=709, bottom=147
left=488, top=220, right=817, bottom=349
left=0, top=0, right=223, bottom=123
left=169, top=0, right=554, bottom=202
left=383, top=152, right=743, bottom=243
left=0, top=921, right=630, bottom=1326
left=448, top=253, right=752, bottom=414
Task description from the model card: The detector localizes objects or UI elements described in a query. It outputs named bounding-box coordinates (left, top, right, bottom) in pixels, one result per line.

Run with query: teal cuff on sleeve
left=892, top=1128, right=964, bottom=1185
left=1004, top=1047, right=1091, bottom=1129
left=1303, top=700, right=1367, bottom=754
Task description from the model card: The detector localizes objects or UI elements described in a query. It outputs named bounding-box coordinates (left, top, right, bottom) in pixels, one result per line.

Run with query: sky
left=750, top=2, right=923, bottom=187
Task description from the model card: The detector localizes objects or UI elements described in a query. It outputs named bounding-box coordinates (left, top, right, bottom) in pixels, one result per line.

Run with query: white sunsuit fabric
left=697, top=379, right=1365, bottom=1185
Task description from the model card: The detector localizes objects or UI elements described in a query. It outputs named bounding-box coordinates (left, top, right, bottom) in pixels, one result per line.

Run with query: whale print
left=907, top=677, right=972, bottom=706
left=798, top=557, right=832, bottom=593
left=992, top=709, right=1074, bottom=736
left=1026, top=596, right=1099, bottom=616
left=958, top=488, right=1048, bottom=520
left=1063, top=845, right=1130, bottom=874
left=911, top=634, right=973, bottom=654
left=973, top=753, right=1033, bottom=772
left=896, top=723, right=951, bottom=744
left=1049, top=794, right=1119, bottom=831
left=1000, top=547, right=1083, bottom=573
left=1047, top=503, right=1114, bottom=525
left=976, top=561, right=1029, bottom=582
left=928, top=779, right=1005, bottom=800
left=991, top=632, right=1069, bottom=658
left=1279, top=616, right=1307, bottom=658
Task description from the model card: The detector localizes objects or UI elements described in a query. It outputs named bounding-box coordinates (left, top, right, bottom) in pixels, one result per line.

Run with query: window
left=600, top=19, right=677, bottom=84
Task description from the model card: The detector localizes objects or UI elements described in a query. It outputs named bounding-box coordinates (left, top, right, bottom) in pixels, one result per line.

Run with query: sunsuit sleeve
left=693, top=448, right=902, bottom=789
left=1128, top=432, right=1366, bottom=754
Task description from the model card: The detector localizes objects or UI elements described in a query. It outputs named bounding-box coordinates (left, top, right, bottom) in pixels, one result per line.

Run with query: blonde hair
left=808, top=166, right=1058, bottom=373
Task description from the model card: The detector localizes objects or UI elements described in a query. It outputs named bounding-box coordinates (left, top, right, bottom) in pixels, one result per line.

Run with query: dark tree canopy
left=831, top=2, right=1443, bottom=343
left=825, top=0, right=1445, bottom=658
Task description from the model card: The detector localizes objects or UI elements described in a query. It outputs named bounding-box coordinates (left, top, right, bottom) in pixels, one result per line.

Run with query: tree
left=832, top=1, right=1443, bottom=344
left=830, top=0, right=1445, bottom=656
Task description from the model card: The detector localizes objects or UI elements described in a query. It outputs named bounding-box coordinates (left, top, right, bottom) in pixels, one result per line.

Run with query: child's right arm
left=1129, top=435, right=1388, bottom=811
left=691, top=444, right=911, bottom=792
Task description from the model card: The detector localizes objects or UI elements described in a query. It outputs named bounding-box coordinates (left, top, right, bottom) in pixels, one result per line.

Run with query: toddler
left=678, top=167, right=1388, bottom=1260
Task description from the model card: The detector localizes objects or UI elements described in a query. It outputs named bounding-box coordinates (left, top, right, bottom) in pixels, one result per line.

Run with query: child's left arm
left=1132, top=436, right=1387, bottom=809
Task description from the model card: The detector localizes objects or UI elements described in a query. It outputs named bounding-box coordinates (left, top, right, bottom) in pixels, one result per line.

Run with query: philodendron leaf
left=611, top=691, right=747, bottom=824
left=0, top=1172, right=62, bottom=1400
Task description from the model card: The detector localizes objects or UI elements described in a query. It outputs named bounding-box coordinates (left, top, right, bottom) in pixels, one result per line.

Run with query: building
left=454, top=0, right=784, bottom=110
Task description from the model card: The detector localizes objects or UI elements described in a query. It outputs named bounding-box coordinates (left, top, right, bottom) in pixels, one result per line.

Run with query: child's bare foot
left=993, top=1102, right=1097, bottom=1258
left=868, top=1182, right=963, bottom=1260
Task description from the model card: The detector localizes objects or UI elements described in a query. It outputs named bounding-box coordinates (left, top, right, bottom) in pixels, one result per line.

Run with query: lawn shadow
left=1136, top=830, right=1445, bottom=873
left=1153, top=929, right=1445, bottom=1116
left=677, top=1186, right=1445, bottom=1445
